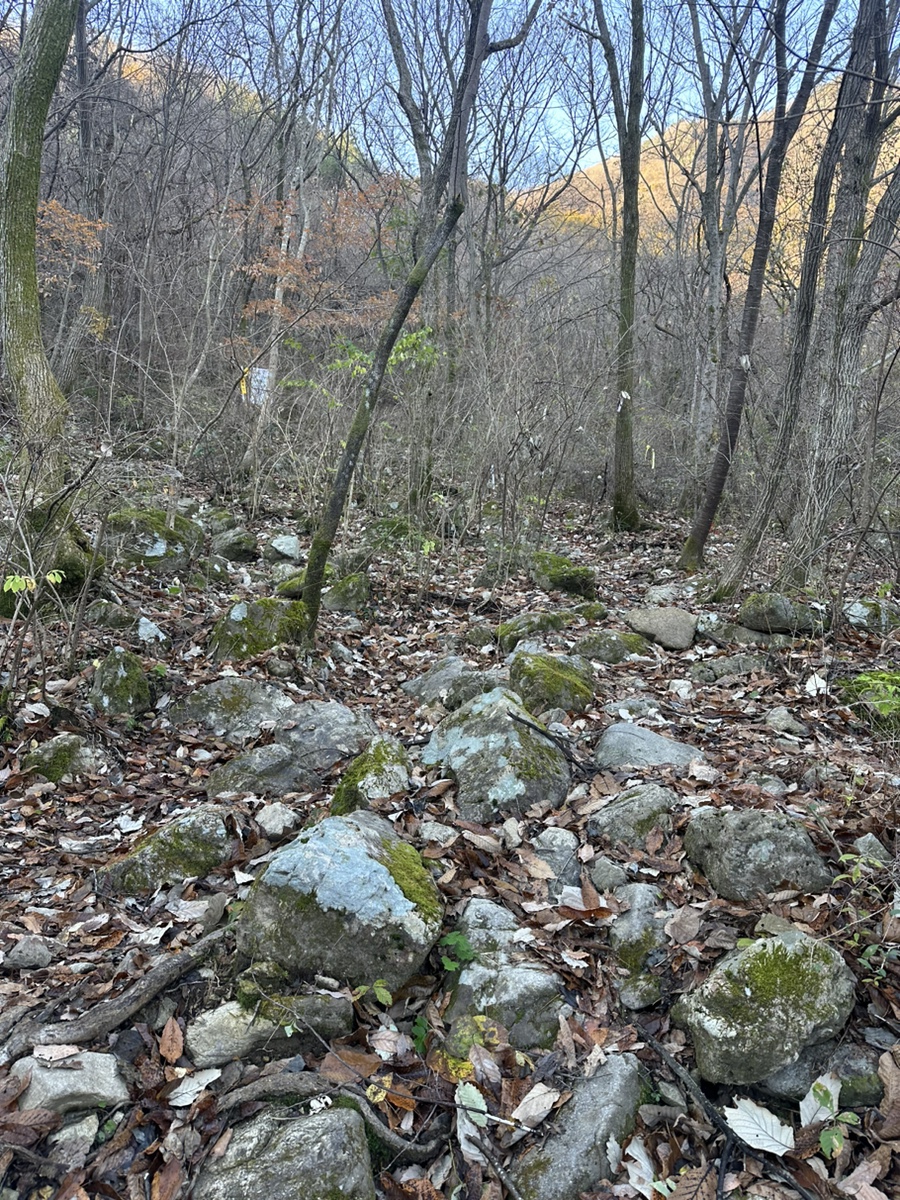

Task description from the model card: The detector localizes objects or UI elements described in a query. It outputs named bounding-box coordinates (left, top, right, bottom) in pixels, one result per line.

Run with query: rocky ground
left=1, top=497, right=899, bottom=1200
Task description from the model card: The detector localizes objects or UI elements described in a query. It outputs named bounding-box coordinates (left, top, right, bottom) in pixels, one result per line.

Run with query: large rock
left=101, top=804, right=232, bottom=894
left=191, top=1108, right=374, bottom=1200
left=105, top=507, right=203, bottom=573
left=322, top=572, right=370, bottom=613
left=209, top=599, right=308, bottom=661
left=275, top=700, right=379, bottom=775
left=90, top=647, right=151, bottom=715
left=609, top=883, right=669, bottom=1009
left=575, top=630, right=650, bottom=663
left=11, top=1052, right=130, bottom=1114
left=235, top=811, right=443, bottom=990
left=422, top=689, right=570, bottom=823
left=24, top=733, right=109, bottom=783
left=673, top=929, right=856, bottom=1084
left=587, top=783, right=680, bottom=850
left=210, top=526, right=258, bottom=562
left=509, top=652, right=594, bottom=715
left=738, top=592, right=822, bottom=635
left=402, top=656, right=503, bottom=710
left=263, top=534, right=304, bottom=563
left=173, top=679, right=296, bottom=743
left=531, top=828, right=581, bottom=903
left=594, top=722, right=705, bottom=769
left=445, top=899, right=567, bottom=1049
left=185, top=992, right=352, bottom=1067
left=510, top=1055, right=643, bottom=1200
left=332, top=736, right=410, bottom=815
left=683, top=808, right=832, bottom=901
left=530, top=551, right=597, bottom=599
left=206, top=744, right=319, bottom=798
left=625, top=606, right=697, bottom=650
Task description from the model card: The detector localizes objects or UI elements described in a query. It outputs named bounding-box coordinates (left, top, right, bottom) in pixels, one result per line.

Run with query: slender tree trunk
left=677, top=0, right=838, bottom=570
left=302, top=200, right=464, bottom=633
left=0, top=0, right=79, bottom=496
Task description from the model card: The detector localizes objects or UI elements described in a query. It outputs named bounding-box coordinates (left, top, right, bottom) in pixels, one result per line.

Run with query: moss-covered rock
left=24, top=732, right=108, bottom=783
left=609, top=883, right=668, bottom=1010
left=738, top=591, right=823, bottom=635
left=574, top=629, right=650, bottom=663
left=105, top=507, right=203, bottom=572
left=101, top=805, right=232, bottom=894
left=173, top=678, right=296, bottom=743
left=234, top=811, right=443, bottom=990
left=210, top=526, right=259, bottom=562
left=530, top=551, right=597, bottom=599
left=672, top=929, right=856, bottom=1084
left=322, top=572, right=370, bottom=613
left=509, top=651, right=594, bottom=714
left=90, top=647, right=152, bottom=715
left=838, top=670, right=900, bottom=735
left=495, top=610, right=574, bottom=653
left=209, top=598, right=308, bottom=660
left=274, top=564, right=336, bottom=600
left=422, top=688, right=570, bottom=823
left=332, top=736, right=410, bottom=815
left=572, top=600, right=608, bottom=621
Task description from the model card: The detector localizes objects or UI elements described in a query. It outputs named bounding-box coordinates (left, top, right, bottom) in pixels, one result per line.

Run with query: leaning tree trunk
left=677, top=0, right=838, bottom=571
left=0, top=0, right=79, bottom=498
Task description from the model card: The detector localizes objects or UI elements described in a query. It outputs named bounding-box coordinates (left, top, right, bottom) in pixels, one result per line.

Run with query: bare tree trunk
left=0, top=0, right=79, bottom=496
left=677, top=0, right=838, bottom=571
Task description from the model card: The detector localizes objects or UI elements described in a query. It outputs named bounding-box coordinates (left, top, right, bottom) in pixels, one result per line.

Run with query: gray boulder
left=445, top=899, right=567, bottom=1049
left=210, top=526, right=259, bottom=561
left=532, top=828, right=581, bottom=903
left=594, top=722, right=705, bottom=769
left=185, top=993, right=352, bottom=1067
left=510, top=1055, right=643, bottom=1200
left=264, top=534, right=304, bottom=563
left=101, top=804, right=232, bottom=894
left=609, top=884, right=669, bottom=1009
left=331, top=736, right=410, bottom=815
left=843, top=598, right=900, bottom=633
left=402, top=656, right=477, bottom=704
left=24, top=733, right=109, bottom=783
left=90, top=647, right=151, bottom=715
left=683, top=808, right=832, bottom=901
left=192, top=1108, right=374, bottom=1200
left=422, top=688, right=570, bottom=823
left=673, top=929, right=856, bottom=1084
left=625, top=606, right=697, bottom=650
left=11, top=1052, right=130, bottom=1114
left=695, top=613, right=793, bottom=648
left=105, top=507, right=203, bottom=573
left=761, top=1039, right=883, bottom=1107
left=235, top=811, right=443, bottom=990
left=206, top=744, right=319, bottom=798
left=174, top=679, right=296, bottom=743
left=738, top=592, right=822, bottom=635
left=509, top=652, right=594, bottom=715
left=496, top=611, right=573, bottom=653
left=575, top=629, right=650, bottom=662
left=322, top=572, right=370, bottom=612
left=587, top=783, right=680, bottom=850
left=276, top=700, right=379, bottom=775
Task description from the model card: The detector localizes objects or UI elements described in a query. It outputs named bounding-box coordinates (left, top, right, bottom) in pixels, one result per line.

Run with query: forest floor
left=1, top=496, right=899, bottom=1200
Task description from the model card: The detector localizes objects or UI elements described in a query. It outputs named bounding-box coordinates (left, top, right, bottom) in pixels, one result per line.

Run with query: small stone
left=11, top=1053, right=130, bottom=1114
left=4, top=936, right=53, bottom=969
left=765, top=706, right=808, bottom=736
left=594, top=723, right=705, bottom=769
left=256, top=802, right=300, bottom=839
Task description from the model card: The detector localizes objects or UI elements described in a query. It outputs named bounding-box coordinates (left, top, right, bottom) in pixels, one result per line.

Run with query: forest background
left=1, top=0, right=900, bottom=613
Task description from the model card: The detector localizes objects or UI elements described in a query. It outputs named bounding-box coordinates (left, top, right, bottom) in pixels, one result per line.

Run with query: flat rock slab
left=192, top=1108, right=374, bottom=1200
left=587, top=782, right=680, bottom=849
left=510, top=1054, right=643, bottom=1200
left=673, top=928, right=855, bottom=1084
left=275, top=700, right=379, bottom=775
left=12, top=1052, right=130, bottom=1114
left=186, top=995, right=352, bottom=1067
left=738, top=592, right=822, bottom=634
left=206, top=743, right=319, bottom=798
left=594, top=722, right=705, bottom=769
left=101, top=804, right=232, bottom=894
left=174, top=679, right=296, bottom=743
left=683, top=808, right=832, bottom=901
left=422, top=688, right=570, bottom=823
left=235, top=811, right=443, bottom=990
left=625, top=606, right=697, bottom=650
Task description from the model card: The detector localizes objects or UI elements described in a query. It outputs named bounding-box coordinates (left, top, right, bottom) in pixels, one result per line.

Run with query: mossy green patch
left=332, top=739, right=409, bottom=815
left=210, top=598, right=309, bottom=660
left=510, top=652, right=593, bottom=714
left=530, top=551, right=597, bottom=599
left=378, top=838, right=442, bottom=925
left=495, top=611, right=571, bottom=653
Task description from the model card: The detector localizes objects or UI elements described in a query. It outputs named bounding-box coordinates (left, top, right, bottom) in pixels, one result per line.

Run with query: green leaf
left=456, top=1081, right=488, bottom=1127
left=819, top=1126, right=844, bottom=1158
left=372, top=980, right=393, bottom=1007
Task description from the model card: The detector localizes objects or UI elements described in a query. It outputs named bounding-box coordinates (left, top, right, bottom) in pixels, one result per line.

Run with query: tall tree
left=301, top=0, right=541, bottom=636
left=590, top=0, right=645, bottom=531
left=676, top=0, right=838, bottom=571
left=0, top=0, right=80, bottom=495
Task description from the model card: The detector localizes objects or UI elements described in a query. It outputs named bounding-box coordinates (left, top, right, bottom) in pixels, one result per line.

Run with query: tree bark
left=677, top=0, right=838, bottom=570
left=0, top=0, right=80, bottom=496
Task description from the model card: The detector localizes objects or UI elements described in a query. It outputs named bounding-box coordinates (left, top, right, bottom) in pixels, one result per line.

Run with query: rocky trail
left=1, top=498, right=900, bottom=1200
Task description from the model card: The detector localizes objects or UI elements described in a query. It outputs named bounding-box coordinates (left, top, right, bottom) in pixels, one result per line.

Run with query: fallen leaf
left=723, top=1097, right=795, bottom=1155
left=159, top=1016, right=184, bottom=1064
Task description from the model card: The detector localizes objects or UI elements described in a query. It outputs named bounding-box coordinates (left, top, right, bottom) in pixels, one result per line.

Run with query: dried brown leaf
left=668, top=1164, right=716, bottom=1200
left=159, top=1016, right=183, bottom=1064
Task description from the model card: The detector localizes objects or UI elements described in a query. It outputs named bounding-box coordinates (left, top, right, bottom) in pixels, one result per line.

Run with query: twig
left=474, top=1133, right=526, bottom=1200
left=507, top=711, right=594, bottom=777
left=640, top=1029, right=821, bottom=1200
left=0, top=929, right=226, bottom=1065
